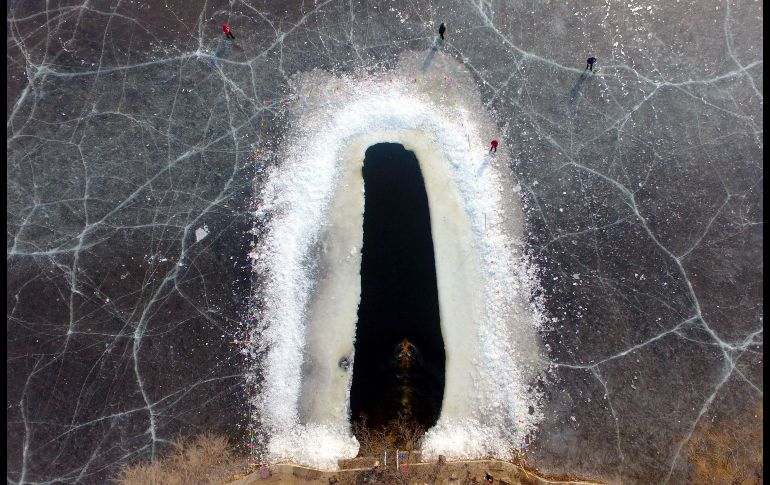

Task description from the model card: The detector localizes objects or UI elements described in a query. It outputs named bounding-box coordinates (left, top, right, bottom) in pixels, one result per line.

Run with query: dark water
left=349, top=143, right=445, bottom=431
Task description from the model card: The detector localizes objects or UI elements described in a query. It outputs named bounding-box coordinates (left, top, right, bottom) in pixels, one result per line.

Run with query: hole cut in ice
left=350, top=143, right=445, bottom=432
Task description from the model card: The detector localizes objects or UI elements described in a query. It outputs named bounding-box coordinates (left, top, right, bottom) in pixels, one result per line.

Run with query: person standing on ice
left=585, top=55, right=596, bottom=71
left=222, top=23, right=235, bottom=40
left=438, top=23, right=446, bottom=40
left=489, top=139, right=499, bottom=152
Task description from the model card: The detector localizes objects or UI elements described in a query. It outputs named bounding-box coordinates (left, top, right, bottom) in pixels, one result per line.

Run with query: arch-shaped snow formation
left=249, top=53, right=545, bottom=470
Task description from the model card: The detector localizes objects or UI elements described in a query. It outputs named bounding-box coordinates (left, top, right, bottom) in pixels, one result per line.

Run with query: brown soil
left=223, top=459, right=603, bottom=485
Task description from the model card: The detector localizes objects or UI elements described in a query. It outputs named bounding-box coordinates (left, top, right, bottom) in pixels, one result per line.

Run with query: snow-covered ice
left=248, top=52, right=546, bottom=469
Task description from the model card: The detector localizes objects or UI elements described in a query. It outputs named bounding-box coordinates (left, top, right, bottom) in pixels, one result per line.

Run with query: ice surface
left=7, top=1, right=762, bottom=484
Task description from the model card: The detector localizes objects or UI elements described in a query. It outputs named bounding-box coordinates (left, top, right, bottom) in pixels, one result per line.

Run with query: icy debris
left=195, top=224, right=210, bottom=241
left=267, top=423, right=359, bottom=470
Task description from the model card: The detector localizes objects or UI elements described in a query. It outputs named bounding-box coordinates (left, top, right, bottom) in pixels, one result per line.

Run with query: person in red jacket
left=223, top=23, right=235, bottom=40
left=489, top=139, right=499, bottom=152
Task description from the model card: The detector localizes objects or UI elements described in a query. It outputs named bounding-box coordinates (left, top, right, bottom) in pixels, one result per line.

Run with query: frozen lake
left=7, top=1, right=762, bottom=484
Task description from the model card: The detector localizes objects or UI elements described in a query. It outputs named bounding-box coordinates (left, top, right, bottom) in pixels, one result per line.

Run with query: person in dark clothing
left=485, top=472, right=494, bottom=483
left=438, top=23, right=446, bottom=39
left=586, top=56, right=596, bottom=71
left=489, top=139, right=499, bottom=152
left=223, top=23, right=235, bottom=40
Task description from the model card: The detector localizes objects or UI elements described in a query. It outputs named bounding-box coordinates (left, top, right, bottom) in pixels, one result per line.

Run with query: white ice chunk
left=195, top=225, right=209, bottom=242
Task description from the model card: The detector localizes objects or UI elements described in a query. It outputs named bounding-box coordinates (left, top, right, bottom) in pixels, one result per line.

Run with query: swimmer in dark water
left=396, top=338, right=416, bottom=369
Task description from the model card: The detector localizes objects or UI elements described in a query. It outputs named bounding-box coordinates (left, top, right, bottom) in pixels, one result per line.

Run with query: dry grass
left=682, top=400, right=763, bottom=485
left=116, top=433, right=246, bottom=485
left=352, top=412, right=426, bottom=458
